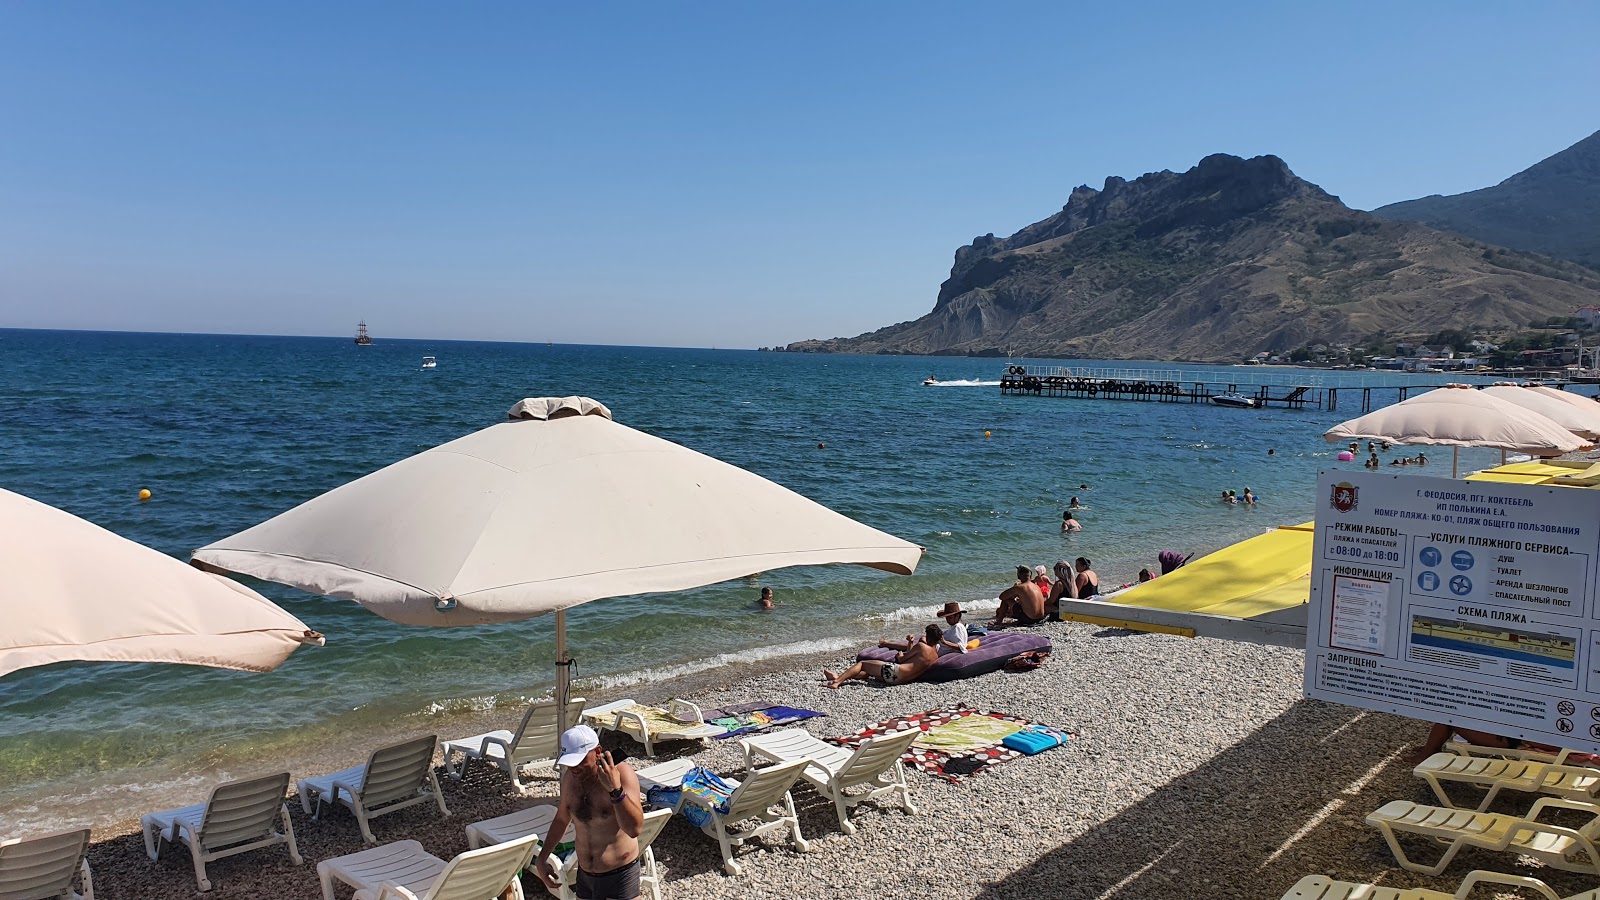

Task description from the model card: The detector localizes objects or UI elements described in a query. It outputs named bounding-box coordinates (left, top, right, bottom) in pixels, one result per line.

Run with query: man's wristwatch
left=609, top=787, right=625, bottom=802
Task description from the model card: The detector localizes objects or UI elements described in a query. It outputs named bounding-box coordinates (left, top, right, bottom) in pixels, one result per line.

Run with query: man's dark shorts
left=576, top=857, right=642, bottom=900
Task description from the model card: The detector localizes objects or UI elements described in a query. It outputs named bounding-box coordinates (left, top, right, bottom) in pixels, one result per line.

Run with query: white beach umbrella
left=1481, top=385, right=1600, bottom=441
left=1524, top=386, right=1600, bottom=437
left=193, top=397, right=923, bottom=727
left=1324, top=384, right=1590, bottom=476
left=0, top=487, right=323, bottom=678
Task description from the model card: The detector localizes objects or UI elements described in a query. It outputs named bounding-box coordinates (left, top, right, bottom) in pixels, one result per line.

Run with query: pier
left=995, top=365, right=1535, bottom=412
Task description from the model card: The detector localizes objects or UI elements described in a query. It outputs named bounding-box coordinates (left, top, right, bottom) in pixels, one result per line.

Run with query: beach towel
left=830, top=704, right=1070, bottom=783
left=703, top=701, right=824, bottom=739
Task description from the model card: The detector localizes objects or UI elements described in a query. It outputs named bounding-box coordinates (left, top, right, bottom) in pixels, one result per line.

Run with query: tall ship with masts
left=354, top=321, right=373, bottom=345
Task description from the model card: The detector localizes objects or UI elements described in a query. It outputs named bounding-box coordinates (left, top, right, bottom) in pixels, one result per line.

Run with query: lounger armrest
left=668, top=698, right=705, bottom=725
left=1538, top=762, right=1600, bottom=781
left=373, top=883, right=424, bottom=900
left=613, top=709, right=649, bottom=735
left=481, top=734, right=512, bottom=756
left=330, top=779, right=362, bottom=804
left=1454, top=871, right=1560, bottom=900
left=79, top=858, right=94, bottom=899
left=1526, top=796, right=1600, bottom=821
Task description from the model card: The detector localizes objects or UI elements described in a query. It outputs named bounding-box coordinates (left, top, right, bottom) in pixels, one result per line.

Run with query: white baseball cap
left=557, top=725, right=599, bottom=767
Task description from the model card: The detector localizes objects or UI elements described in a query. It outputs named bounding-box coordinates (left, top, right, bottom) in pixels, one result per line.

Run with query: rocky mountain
left=1373, top=129, right=1600, bottom=270
left=788, top=153, right=1600, bottom=362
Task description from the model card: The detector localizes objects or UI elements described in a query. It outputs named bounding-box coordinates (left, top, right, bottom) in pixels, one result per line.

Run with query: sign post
left=1305, top=470, right=1600, bottom=749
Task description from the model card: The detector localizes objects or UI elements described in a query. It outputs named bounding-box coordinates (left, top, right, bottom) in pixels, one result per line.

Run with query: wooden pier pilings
left=995, top=366, right=1495, bottom=412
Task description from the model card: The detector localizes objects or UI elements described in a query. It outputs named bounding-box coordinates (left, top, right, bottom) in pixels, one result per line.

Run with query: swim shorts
left=1015, top=611, right=1046, bottom=626
left=576, top=857, right=641, bottom=900
left=878, top=662, right=901, bottom=685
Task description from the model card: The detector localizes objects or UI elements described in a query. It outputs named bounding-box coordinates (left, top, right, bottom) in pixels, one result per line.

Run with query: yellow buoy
left=138, top=489, right=152, bottom=501
left=984, top=431, right=991, bottom=438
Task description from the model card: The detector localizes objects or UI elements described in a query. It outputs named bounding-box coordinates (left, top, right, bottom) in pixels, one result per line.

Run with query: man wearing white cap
left=534, top=725, right=644, bottom=900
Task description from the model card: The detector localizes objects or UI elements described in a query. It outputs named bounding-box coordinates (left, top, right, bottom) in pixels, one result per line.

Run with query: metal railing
left=1003, top=365, right=1325, bottom=387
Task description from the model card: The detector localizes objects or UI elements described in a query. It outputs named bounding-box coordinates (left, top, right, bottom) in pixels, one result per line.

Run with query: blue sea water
left=0, top=328, right=1521, bottom=826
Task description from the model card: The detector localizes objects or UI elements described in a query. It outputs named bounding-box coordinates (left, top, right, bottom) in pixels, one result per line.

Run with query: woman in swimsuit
left=1074, top=557, right=1100, bottom=598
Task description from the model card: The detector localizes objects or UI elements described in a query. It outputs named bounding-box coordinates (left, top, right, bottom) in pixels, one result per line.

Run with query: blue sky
left=1, top=1, right=1596, bottom=348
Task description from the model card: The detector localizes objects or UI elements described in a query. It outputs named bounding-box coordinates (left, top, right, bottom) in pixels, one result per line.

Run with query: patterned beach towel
left=830, top=704, right=1068, bottom=783
left=703, top=701, right=824, bottom=739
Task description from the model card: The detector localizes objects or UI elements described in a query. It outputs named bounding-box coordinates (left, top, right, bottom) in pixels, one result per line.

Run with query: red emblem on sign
left=1330, top=482, right=1358, bottom=513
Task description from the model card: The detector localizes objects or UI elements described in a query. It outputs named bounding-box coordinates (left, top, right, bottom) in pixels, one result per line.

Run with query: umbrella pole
left=555, top=608, right=570, bottom=733
left=1453, top=446, right=1459, bottom=479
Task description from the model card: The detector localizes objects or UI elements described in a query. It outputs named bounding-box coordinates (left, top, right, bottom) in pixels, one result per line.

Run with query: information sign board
left=1305, top=470, right=1600, bottom=749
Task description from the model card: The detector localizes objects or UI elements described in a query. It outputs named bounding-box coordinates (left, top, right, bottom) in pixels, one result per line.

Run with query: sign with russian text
left=1305, top=470, right=1600, bottom=749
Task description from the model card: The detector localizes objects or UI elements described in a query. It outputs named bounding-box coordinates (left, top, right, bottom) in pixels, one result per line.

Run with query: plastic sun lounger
left=440, top=698, right=587, bottom=794
left=635, top=756, right=811, bottom=876
left=140, top=772, right=302, bottom=891
left=0, top=828, right=95, bottom=900
left=316, top=833, right=537, bottom=900
left=1282, top=870, right=1600, bottom=899
left=298, top=735, right=449, bottom=846
left=1366, top=797, right=1600, bottom=876
left=740, top=727, right=920, bottom=834
left=466, top=804, right=671, bottom=900
left=582, top=698, right=724, bottom=756
left=1414, top=752, right=1600, bottom=811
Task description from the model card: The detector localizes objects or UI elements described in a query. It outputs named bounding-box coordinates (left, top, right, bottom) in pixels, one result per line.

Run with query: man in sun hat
left=937, top=601, right=970, bottom=655
left=535, top=724, right=644, bottom=900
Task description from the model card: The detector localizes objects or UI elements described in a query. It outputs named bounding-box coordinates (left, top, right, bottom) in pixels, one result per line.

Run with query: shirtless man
left=535, top=726, right=644, bottom=900
left=992, top=565, right=1047, bottom=627
left=823, top=624, right=941, bottom=689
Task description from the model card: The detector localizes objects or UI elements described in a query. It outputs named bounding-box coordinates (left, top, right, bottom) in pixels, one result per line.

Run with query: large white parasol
left=1324, top=384, right=1589, bottom=476
left=0, top=487, right=322, bottom=678
left=194, top=397, right=923, bottom=728
left=1481, top=385, right=1600, bottom=441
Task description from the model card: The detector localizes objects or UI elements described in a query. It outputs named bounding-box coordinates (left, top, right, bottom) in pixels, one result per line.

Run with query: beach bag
left=679, top=765, right=733, bottom=824
left=1002, top=725, right=1065, bottom=755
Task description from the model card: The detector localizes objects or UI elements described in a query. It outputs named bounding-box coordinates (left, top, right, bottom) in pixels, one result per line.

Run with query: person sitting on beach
left=1242, top=487, right=1256, bottom=505
left=937, top=602, right=970, bottom=655
left=755, top=587, right=777, bottom=610
left=991, top=565, right=1048, bottom=627
left=1400, top=722, right=1589, bottom=767
left=1061, top=510, right=1082, bottom=532
left=1138, top=568, right=1154, bottom=583
left=823, top=624, right=941, bottom=689
left=1074, top=557, right=1100, bottom=598
left=1032, top=564, right=1053, bottom=597
left=1045, top=560, right=1078, bottom=620
left=536, top=726, right=644, bottom=900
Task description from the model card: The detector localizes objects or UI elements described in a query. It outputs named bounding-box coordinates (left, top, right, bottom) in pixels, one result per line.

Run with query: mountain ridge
left=787, top=152, right=1600, bottom=362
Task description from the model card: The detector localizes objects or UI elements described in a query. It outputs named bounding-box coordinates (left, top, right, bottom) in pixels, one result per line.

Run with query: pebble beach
left=67, top=618, right=1600, bottom=900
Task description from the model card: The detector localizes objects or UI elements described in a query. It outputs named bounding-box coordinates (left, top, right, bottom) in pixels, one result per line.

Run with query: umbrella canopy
left=0, top=487, right=322, bottom=678
left=1525, top=386, right=1600, bottom=437
left=193, top=397, right=923, bottom=729
left=194, top=397, right=922, bottom=626
left=1324, top=385, right=1588, bottom=475
left=1481, top=385, right=1600, bottom=441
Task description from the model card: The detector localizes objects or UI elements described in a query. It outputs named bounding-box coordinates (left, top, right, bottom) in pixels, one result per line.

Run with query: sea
left=0, top=328, right=1531, bottom=830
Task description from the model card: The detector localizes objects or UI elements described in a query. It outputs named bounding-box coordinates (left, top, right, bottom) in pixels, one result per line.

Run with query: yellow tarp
left=1104, top=523, right=1313, bottom=620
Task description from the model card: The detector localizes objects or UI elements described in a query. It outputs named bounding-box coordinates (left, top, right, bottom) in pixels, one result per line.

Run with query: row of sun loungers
left=1282, top=742, right=1600, bottom=898
left=3, top=699, right=917, bottom=899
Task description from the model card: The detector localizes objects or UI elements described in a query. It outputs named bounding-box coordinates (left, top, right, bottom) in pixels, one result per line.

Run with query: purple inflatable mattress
left=856, top=631, right=1051, bottom=683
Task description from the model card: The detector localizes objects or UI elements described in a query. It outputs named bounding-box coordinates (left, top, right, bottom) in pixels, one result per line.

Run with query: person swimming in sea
left=1061, top=510, right=1082, bottom=532
left=1068, top=496, right=1082, bottom=510
left=756, top=587, right=778, bottom=610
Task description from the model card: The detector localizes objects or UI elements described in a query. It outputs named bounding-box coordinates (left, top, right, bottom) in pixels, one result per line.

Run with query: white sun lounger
left=636, top=756, right=810, bottom=876
left=316, top=833, right=537, bottom=900
left=140, top=772, right=302, bottom=891
left=298, top=735, right=449, bottom=845
left=465, top=804, right=671, bottom=900
left=0, top=828, right=95, bottom=900
left=740, top=727, right=920, bottom=834
left=440, top=698, right=586, bottom=793
left=1283, top=870, right=1600, bottom=899
left=1366, top=797, right=1600, bottom=875
left=1414, top=751, right=1600, bottom=811
left=582, top=699, right=724, bottom=756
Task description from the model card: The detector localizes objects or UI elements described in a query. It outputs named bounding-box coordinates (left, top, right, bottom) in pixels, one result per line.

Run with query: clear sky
left=1, top=1, right=1596, bottom=348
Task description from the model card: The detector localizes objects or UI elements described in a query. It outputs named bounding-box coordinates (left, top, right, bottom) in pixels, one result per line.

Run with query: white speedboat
left=923, top=376, right=938, bottom=386
left=421, top=356, right=437, bottom=369
left=1210, top=392, right=1259, bottom=409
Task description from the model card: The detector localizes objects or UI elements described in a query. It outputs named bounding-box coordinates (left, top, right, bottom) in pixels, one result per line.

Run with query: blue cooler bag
left=1002, top=725, right=1065, bottom=755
